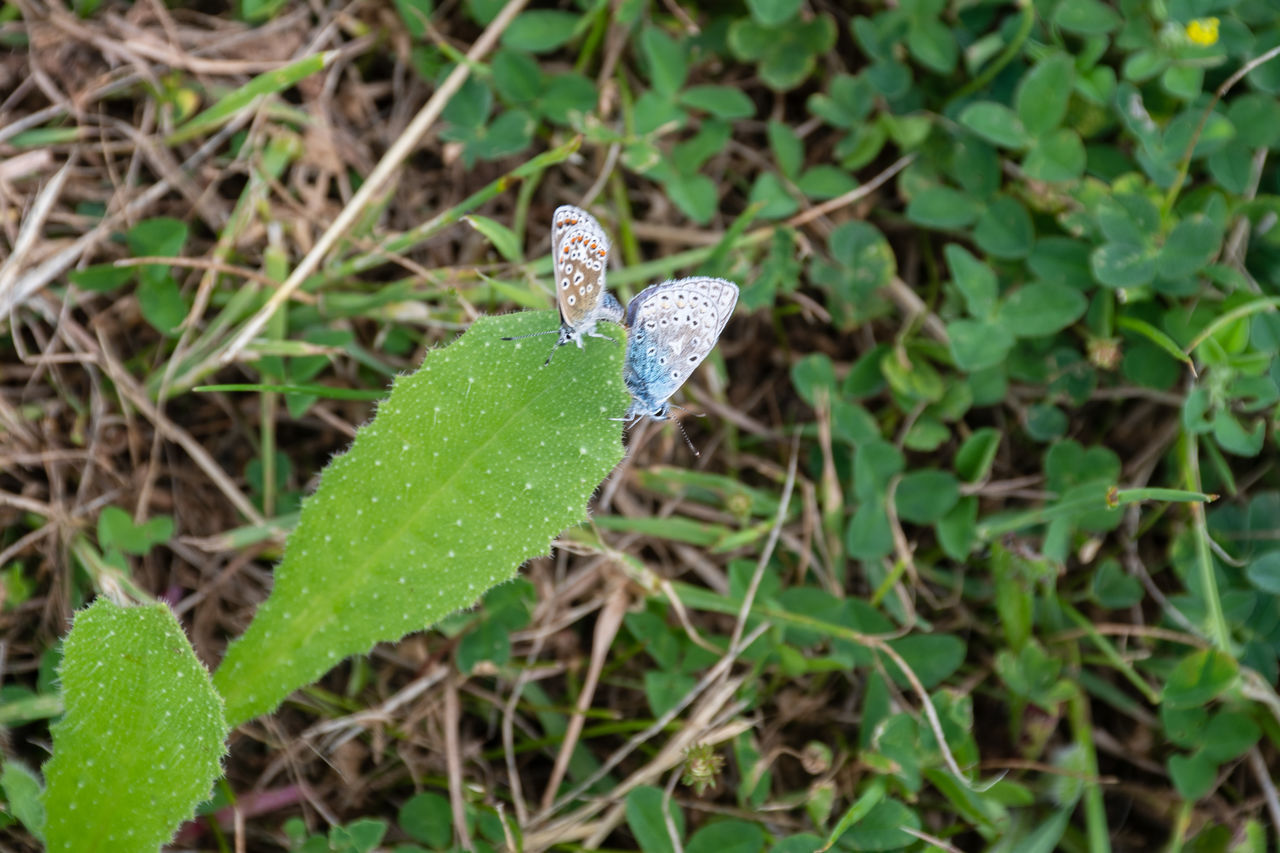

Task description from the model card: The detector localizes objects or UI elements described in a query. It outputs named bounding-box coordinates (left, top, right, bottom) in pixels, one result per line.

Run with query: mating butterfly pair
left=505, top=205, right=739, bottom=425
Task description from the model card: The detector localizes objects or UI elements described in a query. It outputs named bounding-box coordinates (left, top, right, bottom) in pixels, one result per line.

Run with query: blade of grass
left=194, top=383, right=385, bottom=400
left=166, top=52, right=335, bottom=145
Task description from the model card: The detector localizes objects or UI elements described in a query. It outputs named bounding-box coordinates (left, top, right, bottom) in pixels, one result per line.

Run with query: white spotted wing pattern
left=622, top=276, right=738, bottom=422
left=504, top=205, right=623, bottom=365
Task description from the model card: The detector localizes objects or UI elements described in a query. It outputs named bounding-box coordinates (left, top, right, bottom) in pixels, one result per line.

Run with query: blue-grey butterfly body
left=622, top=276, right=739, bottom=422
left=504, top=205, right=623, bottom=364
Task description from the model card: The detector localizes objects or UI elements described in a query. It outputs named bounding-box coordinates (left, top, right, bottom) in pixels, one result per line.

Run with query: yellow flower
left=1186, top=17, right=1220, bottom=46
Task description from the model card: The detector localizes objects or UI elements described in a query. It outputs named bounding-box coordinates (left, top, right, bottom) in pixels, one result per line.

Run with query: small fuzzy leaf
left=43, top=599, right=227, bottom=852
left=213, top=313, right=629, bottom=725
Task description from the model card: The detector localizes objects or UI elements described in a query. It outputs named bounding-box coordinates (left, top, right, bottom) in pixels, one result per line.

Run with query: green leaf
left=1091, top=242, right=1157, bottom=288
left=491, top=48, right=543, bottom=105
left=948, top=319, right=1014, bottom=372
left=43, top=599, right=227, bottom=852
left=1022, top=128, right=1086, bottom=182
left=686, top=820, right=764, bottom=853
left=538, top=73, right=599, bottom=125
left=631, top=90, right=686, bottom=136
left=465, top=215, right=522, bottom=263
left=1016, top=53, right=1075, bottom=136
left=894, top=470, right=959, bottom=524
left=955, top=427, right=1000, bottom=483
left=1201, top=711, right=1261, bottom=762
left=748, top=172, right=799, bottom=219
left=746, top=0, right=801, bottom=27
left=125, top=217, right=188, bottom=273
left=398, top=792, right=452, bottom=848
left=1245, top=550, right=1280, bottom=595
left=907, top=16, right=957, bottom=74
left=468, top=108, right=535, bottom=162
left=136, top=274, right=190, bottom=336
left=501, top=10, right=580, bottom=53
left=1, top=760, right=45, bottom=841
left=212, top=312, right=629, bottom=725
left=791, top=353, right=836, bottom=407
left=626, top=786, right=685, bottom=853
left=796, top=165, right=858, bottom=199
left=1025, top=403, right=1067, bottom=440
left=1227, top=93, right=1280, bottom=148
left=945, top=244, right=996, bottom=318
left=1161, top=649, right=1239, bottom=709
left=937, top=496, right=978, bottom=559
left=995, top=282, right=1088, bottom=338
left=1213, top=410, right=1265, bottom=457
left=97, top=505, right=175, bottom=556
left=1052, top=0, right=1120, bottom=35
left=68, top=263, right=135, bottom=293
left=1168, top=751, right=1217, bottom=800
left=641, top=26, right=687, bottom=97
left=679, top=86, right=755, bottom=119
left=1161, top=704, right=1209, bottom=749
left=905, top=186, right=981, bottom=229
left=1030, top=237, right=1092, bottom=286
left=442, top=75, right=492, bottom=128
left=1091, top=560, right=1143, bottom=609
left=827, top=73, right=874, bottom=126
left=1162, top=65, right=1203, bottom=101
left=823, top=221, right=895, bottom=314
left=665, top=173, right=718, bottom=224
left=847, top=498, right=894, bottom=560
left=1017, top=809, right=1072, bottom=853
left=1157, top=215, right=1223, bottom=279
left=837, top=796, right=921, bottom=850
left=393, top=0, right=433, bottom=39
left=887, top=633, right=965, bottom=687
left=729, top=16, right=835, bottom=92
left=645, top=671, right=698, bottom=716
left=973, top=195, right=1034, bottom=259
left=958, top=102, right=1030, bottom=149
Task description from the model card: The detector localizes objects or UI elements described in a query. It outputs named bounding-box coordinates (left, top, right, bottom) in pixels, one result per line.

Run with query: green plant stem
left=1066, top=685, right=1111, bottom=853
left=947, top=0, right=1034, bottom=104
left=1062, top=604, right=1160, bottom=705
left=1182, top=433, right=1233, bottom=652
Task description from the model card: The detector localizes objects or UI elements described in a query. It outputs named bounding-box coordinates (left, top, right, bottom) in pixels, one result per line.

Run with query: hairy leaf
left=214, top=312, right=628, bottom=725
left=43, top=599, right=227, bottom=852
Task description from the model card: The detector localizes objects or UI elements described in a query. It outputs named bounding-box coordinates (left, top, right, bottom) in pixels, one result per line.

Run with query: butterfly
left=621, top=276, right=739, bottom=429
left=503, top=205, right=624, bottom=365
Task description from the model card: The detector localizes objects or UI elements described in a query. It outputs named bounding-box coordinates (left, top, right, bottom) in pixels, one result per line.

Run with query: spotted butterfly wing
left=622, top=277, right=738, bottom=422
left=551, top=205, right=622, bottom=338
left=503, top=205, right=623, bottom=364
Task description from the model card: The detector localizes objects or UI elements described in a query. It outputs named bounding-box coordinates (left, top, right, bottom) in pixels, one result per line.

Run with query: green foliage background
left=2, top=0, right=1280, bottom=850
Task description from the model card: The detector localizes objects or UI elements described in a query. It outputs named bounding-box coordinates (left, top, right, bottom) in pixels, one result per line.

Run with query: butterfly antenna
left=673, top=417, right=701, bottom=457
left=669, top=403, right=707, bottom=418
left=501, top=329, right=559, bottom=341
